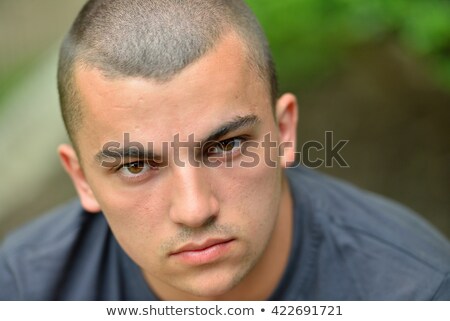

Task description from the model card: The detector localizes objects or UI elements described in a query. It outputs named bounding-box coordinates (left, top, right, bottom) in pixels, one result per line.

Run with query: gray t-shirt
left=1, top=167, right=449, bottom=300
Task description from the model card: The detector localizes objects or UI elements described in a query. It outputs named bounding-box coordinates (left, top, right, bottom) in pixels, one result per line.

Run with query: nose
left=169, top=165, right=220, bottom=228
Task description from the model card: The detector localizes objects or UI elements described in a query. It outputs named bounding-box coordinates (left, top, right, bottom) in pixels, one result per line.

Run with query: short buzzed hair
left=57, top=0, right=278, bottom=144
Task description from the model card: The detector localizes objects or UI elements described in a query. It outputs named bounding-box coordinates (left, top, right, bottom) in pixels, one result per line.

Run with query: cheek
left=217, top=162, right=282, bottom=241
left=89, top=178, right=171, bottom=261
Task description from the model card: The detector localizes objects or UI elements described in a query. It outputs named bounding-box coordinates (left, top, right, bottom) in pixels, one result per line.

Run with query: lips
left=169, top=238, right=235, bottom=265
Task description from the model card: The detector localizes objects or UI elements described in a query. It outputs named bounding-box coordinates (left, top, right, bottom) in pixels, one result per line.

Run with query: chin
left=184, top=276, right=239, bottom=299
left=189, top=287, right=233, bottom=299
left=174, top=266, right=249, bottom=300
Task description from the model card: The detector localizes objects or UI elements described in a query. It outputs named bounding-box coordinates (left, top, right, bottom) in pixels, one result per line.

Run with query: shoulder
left=286, top=166, right=450, bottom=300
left=1, top=200, right=86, bottom=252
left=0, top=200, right=97, bottom=300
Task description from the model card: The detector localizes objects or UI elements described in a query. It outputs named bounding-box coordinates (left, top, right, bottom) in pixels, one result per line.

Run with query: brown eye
left=207, top=137, right=244, bottom=156
left=126, top=162, right=145, bottom=174
left=119, top=161, right=151, bottom=178
left=117, top=160, right=160, bottom=182
left=222, top=139, right=236, bottom=152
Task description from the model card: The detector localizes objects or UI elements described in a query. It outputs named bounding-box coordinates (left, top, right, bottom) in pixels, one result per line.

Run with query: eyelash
left=114, top=136, right=249, bottom=181
left=204, top=136, right=248, bottom=158
left=115, top=160, right=160, bottom=182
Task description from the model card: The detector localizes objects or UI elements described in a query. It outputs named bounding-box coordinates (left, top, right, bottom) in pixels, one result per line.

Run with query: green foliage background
left=246, top=0, right=450, bottom=92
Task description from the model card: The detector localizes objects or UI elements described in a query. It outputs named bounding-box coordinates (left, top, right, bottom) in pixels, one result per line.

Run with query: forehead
left=73, top=32, right=272, bottom=154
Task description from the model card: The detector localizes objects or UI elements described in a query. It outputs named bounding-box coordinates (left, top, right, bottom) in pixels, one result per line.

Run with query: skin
left=59, top=31, right=299, bottom=300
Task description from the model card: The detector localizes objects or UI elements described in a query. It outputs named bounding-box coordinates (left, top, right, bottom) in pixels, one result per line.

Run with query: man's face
left=61, top=32, right=297, bottom=299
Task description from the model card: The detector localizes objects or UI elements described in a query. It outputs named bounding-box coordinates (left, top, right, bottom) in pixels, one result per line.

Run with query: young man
left=1, top=0, right=449, bottom=300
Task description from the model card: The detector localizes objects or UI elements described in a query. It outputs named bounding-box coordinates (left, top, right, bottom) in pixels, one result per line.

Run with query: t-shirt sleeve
left=432, top=273, right=450, bottom=300
left=0, top=247, right=21, bottom=300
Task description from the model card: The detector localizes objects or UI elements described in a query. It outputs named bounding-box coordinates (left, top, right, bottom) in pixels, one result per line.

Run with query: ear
left=58, top=144, right=101, bottom=213
left=275, top=93, right=299, bottom=168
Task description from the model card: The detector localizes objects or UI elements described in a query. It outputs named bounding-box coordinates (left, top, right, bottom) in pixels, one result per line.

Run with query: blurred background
left=0, top=0, right=449, bottom=240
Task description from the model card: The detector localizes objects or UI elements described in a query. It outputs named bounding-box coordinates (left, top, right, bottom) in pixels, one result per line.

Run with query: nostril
left=203, top=215, right=216, bottom=227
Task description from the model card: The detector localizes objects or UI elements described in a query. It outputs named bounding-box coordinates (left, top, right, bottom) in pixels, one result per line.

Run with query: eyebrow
left=94, top=114, right=260, bottom=164
left=199, top=114, right=260, bottom=144
left=95, top=145, right=157, bottom=165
